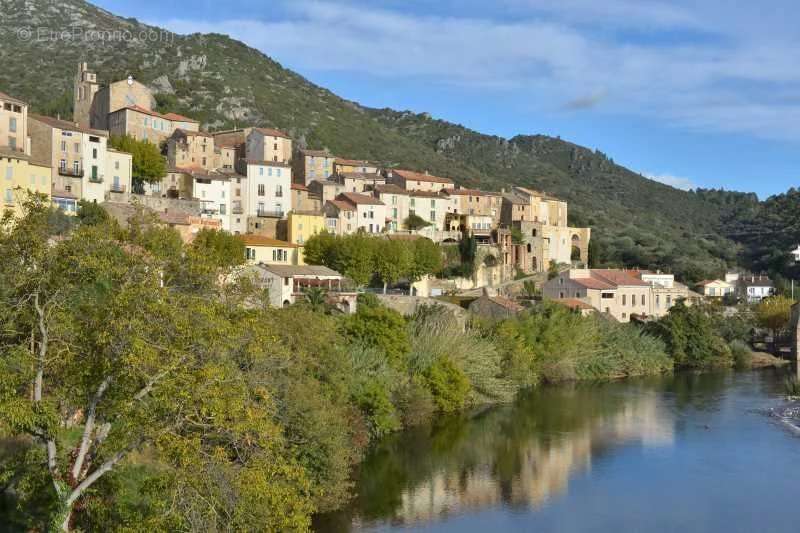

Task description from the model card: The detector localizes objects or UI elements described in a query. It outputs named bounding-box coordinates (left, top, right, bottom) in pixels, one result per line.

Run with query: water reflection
left=322, top=378, right=683, bottom=531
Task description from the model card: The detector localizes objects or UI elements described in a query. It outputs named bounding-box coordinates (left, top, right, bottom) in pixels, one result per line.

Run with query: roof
left=252, top=127, right=291, bottom=139
left=374, top=184, right=408, bottom=195
left=259, top=264, right=342, bottom=278
left=394, top=169, right=454, bottom=185
left=327, top=199, right=355, bottom=211
left=696, top=279, right=727, bottom=287
left=162, top=112, right=199, bottom=123
left=553, top=298, right=595, bottom=311
left=173, top=128, right=212, bottom=138
left=238, top=235, right=298, bottom=248
left=443, top=187, right=499, bottom=197
left=591, top=269, right=650, bottom=287
left=571, top=277, right=616, bottom=290
left=741, top=276, right=774, bottom=287
left=335, top=158, right=376, bottom=167
left=300, top=149, right=333, bottom=157
left=29, top=113, right=108, bottom=136
left=409, top=190, right=445, bottom=198
left=338, top=192, right=384, bottom=206
left=487, top=295, right=525, bottom=312
left=502, top=193, right=528, bottom=205
left=0, top=90, right=26, bottom=106
left=246, top=160, right=291, bottom=168
left=339, top=172, right=384, bottom=180
left=0, top=146, right=30, bottom=160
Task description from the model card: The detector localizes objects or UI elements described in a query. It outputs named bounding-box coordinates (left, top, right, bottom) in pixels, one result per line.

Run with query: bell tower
left=73, top=62, right=99, bottom=128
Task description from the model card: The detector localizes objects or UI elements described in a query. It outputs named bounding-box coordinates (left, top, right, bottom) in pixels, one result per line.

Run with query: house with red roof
left=388, top=169, right=454, bottom=193
left=323, top=192, right=387, bottom=235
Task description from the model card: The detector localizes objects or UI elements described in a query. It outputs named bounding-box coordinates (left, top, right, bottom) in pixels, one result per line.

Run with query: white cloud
left=644, top=172, right=696, bottom=191
left=156, top=0, right=800, bottom=142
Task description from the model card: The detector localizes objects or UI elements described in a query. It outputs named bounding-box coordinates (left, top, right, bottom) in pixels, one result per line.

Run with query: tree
left=191, top=228, right=246, bottom=269
left=403, top=213, right=431, bottom=231
left=646, top=301, right=732, bottom=368
left=76, top=200, right=110, bottom=227
left=755, top=295, right=794, bottom=353
left=0, top=200, right=313, bottom=530
left=374, top=239, right=412, bottom=294
left=408, top=238, right=443, bottom=288
left=108, top=135, right=166, bottom=184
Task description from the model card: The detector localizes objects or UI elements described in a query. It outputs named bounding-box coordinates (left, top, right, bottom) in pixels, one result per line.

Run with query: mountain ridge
left=0, top=0, right=744, bottom=280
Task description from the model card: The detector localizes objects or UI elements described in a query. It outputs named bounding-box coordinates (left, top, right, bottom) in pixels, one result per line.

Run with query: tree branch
left=71, top=376, right=112, bottom=482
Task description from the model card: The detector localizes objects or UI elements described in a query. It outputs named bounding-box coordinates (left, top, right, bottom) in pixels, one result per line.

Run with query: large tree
left=108, top=135, right=166, bottom=184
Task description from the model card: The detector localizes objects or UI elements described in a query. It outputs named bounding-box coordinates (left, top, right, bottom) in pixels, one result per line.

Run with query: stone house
left=388, top=169, right=454, bottom=192
left=294, top=149, right=335, bottom=185
left=246, top=128, right=292, bottom=165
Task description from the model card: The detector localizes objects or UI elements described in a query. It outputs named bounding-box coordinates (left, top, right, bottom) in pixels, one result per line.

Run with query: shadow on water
left=315, top=367, right=798, bottom=532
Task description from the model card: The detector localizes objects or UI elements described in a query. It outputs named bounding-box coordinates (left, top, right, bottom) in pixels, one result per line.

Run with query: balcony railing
left=257, top=209, right=284, bottom=218
left=58, top=167, right=84, bottom=178
left=88, top=175, right=104, bottom=184
left=232, top=206, right=244, bottom=214
left=109, top=184, right=126, bottom=193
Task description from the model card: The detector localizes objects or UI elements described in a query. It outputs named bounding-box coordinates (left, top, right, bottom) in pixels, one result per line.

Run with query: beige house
left=28, top=114, right=130, bottom=208
left=338, top=172, right=386, bottom=194
left=333, top=158, right=379, bottom=175
left=374, top=183, right=410, bottom=232
left=167, top=129, right=217, bottom=171
left=108, top=106, right=199, bottom=145
left=543, top=269, right=692, bottom=322
left=74, top=62, right=156, bottom=130
left=246, top=128, right=292, bottom=165
left=389, top=169, right=454, bottom=192
left=294, top=149, right=335, bottom=185
left=409, top=190, right=450, bottom=231
left=240, top=234, right=300, bottom=265
left=308, top=178, right=346, bottom=205
left=696, top=279, right=734, bottom=298
left=323, top=192, right=387, bottom=235
left=291, top=183, right=322, bottom=212
left=443, top=187, right=503, bottom=225
left=0, top=91, right=28, bottom=155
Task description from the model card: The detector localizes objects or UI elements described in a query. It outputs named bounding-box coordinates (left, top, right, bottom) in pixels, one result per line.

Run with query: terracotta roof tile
left=394, top=169, right=453, bottom=185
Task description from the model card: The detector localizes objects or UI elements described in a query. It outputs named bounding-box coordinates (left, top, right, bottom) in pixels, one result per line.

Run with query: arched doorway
left=571, top=234, right=583, bottom=264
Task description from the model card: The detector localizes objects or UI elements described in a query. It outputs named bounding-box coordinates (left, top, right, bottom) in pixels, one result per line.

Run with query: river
left=317, top=368, right=800, bottom=532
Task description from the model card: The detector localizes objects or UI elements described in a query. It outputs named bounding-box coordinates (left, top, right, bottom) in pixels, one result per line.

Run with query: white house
left=243, top=264, right=357, bottom=312
left=409, top=190, right=450, bottom=231
left=192, top=171, right=248, bottom=234
left=738, top=274, right=774, bottom=303
left=374, top=184, right=410, bottom=232
left=245, top=161, right=291, bottom=218
left=323, top=192, right=386, bottom=235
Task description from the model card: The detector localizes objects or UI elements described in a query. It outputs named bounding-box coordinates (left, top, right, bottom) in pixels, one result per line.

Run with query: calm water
left=317, top=368, right=800, bottom=533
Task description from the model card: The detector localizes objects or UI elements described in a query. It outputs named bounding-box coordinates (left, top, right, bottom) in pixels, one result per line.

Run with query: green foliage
left=190, top=228, right=246, bottom=269
left=755, top=296, right=793, bottom=336
left=421, top=357, right=471, bottom=413
left=76, top=200, right=111, bottom=226
left=304, top=233, right=442, bottom=289
left=403, top=213, right=431, bottom=230
left=730, top=340, right=754, bottom=369
left=341, top=303, right=410, bottom=368
left=108, top=135, right=166, bottom=184
left=646, top=301, right=733, bottom=368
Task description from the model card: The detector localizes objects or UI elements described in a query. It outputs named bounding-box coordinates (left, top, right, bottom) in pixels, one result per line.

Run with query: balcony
left=109, top=184, right=126, bottom=193
left=88, top=175, right=104, bottom=184
left=58, top=167, right=84, bottom=178
left=232, top=206, right=244, bottom=214
left=257, top=209, right=284, bottom=218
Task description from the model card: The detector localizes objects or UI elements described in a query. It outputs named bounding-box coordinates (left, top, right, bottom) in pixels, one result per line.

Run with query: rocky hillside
left=0, top=0, right=740, bottom=280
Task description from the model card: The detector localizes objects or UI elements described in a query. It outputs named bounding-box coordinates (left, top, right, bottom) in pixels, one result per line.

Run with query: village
left=0, top=63, right=777, bottom=320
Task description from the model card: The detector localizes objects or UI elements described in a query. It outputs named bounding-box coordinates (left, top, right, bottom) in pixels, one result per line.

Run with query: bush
left=421, top=357, right=471, bottom=413
left=730, top=340, right=753, bottom=369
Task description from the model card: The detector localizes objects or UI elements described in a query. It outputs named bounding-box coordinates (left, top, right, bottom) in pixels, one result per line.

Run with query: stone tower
left=73, top=62, right=99, bottom=129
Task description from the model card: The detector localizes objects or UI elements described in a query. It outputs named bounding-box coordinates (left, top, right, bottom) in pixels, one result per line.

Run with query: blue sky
left=92, top=0, right=800, bottom=198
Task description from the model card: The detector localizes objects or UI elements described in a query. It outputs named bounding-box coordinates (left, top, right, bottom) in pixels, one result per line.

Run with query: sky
left=92, top=0, right=800, bottom=198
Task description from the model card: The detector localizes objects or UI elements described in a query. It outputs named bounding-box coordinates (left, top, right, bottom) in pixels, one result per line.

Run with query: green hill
left=0, top=0, right=745, bottom=281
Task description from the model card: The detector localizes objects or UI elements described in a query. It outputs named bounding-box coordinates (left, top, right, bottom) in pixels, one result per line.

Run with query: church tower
left=73, top=62, right=99, bottom=128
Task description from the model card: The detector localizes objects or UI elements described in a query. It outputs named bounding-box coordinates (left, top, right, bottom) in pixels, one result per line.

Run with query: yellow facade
left=0, top=153, right=52, bottom=217
left=288, top=211, right=326, bottom=265
left=240, top=235, right=300, bottom=265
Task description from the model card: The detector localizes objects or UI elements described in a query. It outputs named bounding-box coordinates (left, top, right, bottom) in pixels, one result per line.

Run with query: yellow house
left=0, top=149, right=52, bottom=217
left=288, top=211, right=326, bottom=265
left=695, top=279, right=733, bottom=298
left=240, top=234, right=300, bottom=265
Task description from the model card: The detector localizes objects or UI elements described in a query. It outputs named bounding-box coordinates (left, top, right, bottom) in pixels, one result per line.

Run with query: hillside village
left=0, top=63, right=775, bottom=321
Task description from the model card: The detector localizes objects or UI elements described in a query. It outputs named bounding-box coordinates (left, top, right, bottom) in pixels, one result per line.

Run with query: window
left=258, top=184, right=265, bottom=196
left=430, top=210, right=436, bottom=221
left=641, top=294, right=646, bottom=306
left=656, top=295, right=660, bottom=308
left=61, top=141, right=67, bottom=152
left=4, top=167, right=11, bottom=180
left=392, top=208, right=398, bottom=218
left=115, top=161, right=120, bottom=170
left=74, top=143, right=79, bottom=152
left=219, top=204, right=226, bottom=215
left=259, top=167, right=264, bottom=176
left=622, top=294, right=626, bottom=305
left=268, top=167, right=273, bottom=177
left=73, top=161, right=80, bottom=175
left=4, top=189, right=12, bottom=203
left=276, top=185, right=283, bottom=197
left=602, top=292, right=614, bottom=299
left=666, top=296, right=672, bottom=306
left=9, top=117, right=16, bottom=133
left=246, top=248, right=256, bottom=260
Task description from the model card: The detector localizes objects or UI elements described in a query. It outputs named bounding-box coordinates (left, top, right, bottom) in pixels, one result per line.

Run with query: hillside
left=0, top=0, right=741, bottom=281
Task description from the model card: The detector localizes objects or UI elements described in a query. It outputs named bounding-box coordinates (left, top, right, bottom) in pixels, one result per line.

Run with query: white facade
left=79, top=133, right=108, bottom=203
left=193, top=174, right=248, bottom=234
left=105, top=149, right=132, bottom=196
left=245, top=162, right=291, bottom=218
left=409, top=192, right=450, bottom=231
left=376, top=190, right=410, bottom=232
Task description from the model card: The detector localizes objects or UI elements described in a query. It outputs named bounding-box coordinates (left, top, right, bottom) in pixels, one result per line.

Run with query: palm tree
left=305, top=287, right=328, bottom=313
